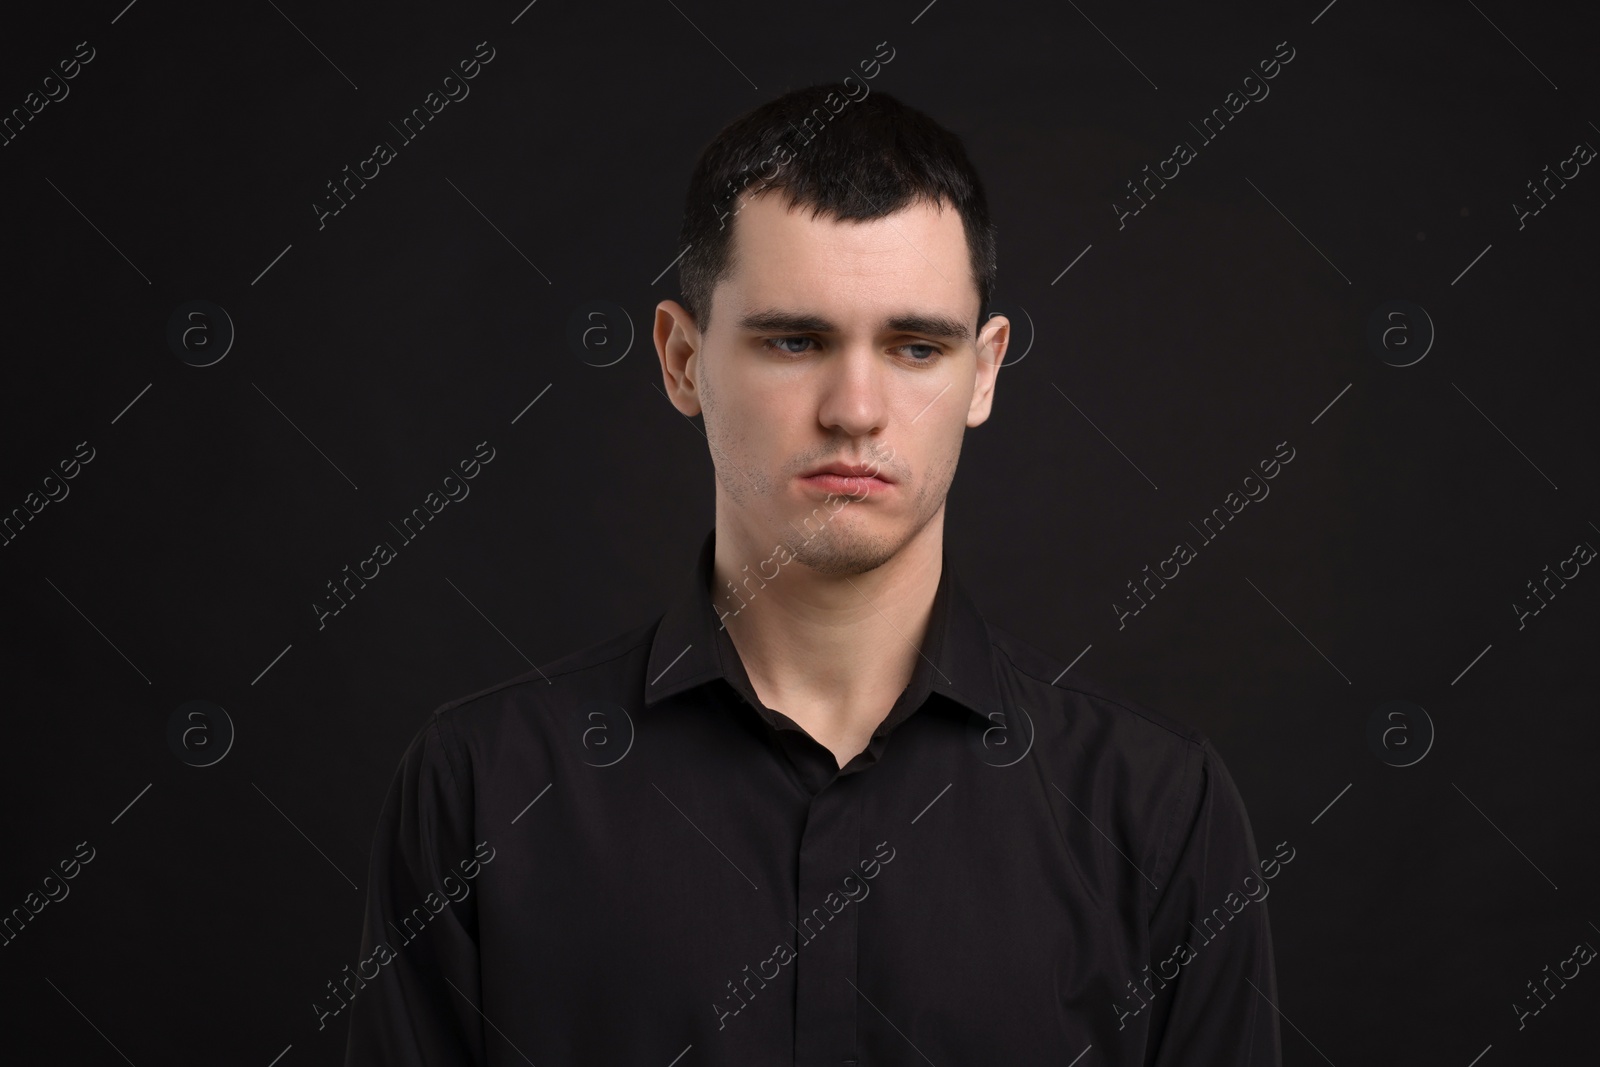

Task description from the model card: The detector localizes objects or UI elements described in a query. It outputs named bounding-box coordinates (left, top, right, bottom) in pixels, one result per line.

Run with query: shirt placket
left=791, top=771, right=863, bottom=1067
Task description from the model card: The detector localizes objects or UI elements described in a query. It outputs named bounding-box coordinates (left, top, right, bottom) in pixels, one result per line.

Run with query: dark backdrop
left=3, top=0, right=1596, bottom=1063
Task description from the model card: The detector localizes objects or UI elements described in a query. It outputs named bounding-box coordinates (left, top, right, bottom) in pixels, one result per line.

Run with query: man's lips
left=798, top=465, right=896, bottom=497
left=800, top=463, right=895, bottom=483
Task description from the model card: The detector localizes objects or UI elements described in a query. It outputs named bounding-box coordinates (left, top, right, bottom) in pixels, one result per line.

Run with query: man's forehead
left=719, top=196, right=978, bottom=333
left=729, top=192, right=962, bottom=254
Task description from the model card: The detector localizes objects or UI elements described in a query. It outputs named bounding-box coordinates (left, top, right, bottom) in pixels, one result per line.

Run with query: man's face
left=655, top=191, right=1007, bottom=576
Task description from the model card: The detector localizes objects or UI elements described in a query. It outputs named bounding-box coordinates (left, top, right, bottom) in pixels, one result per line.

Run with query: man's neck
left=710, top=514, right=944, bottom=766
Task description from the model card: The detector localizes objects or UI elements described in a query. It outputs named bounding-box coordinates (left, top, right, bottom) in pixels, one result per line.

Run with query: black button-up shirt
left=342, top=528, right=1282, bottom=1066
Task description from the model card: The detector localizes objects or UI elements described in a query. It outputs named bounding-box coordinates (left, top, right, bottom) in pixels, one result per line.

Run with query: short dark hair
left=676, top=84, right=998, bottom=335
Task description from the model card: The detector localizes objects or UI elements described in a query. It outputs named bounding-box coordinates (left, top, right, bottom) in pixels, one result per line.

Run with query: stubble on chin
left=785, top=520, right=899, bottom=576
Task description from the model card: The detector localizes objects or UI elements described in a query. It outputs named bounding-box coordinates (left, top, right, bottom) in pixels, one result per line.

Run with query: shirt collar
left=643, top=527, right=1002, bottom=725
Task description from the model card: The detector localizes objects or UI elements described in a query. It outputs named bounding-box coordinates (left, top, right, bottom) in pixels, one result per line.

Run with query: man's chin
left=782, top=524, right=899, bottom=578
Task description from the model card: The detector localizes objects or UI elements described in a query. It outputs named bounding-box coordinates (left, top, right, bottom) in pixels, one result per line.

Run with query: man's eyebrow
left=735, top=309, right=974, bottom=342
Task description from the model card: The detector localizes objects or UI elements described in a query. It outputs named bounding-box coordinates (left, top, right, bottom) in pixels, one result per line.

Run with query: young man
left=343, top=85, right=1283, bottom=1065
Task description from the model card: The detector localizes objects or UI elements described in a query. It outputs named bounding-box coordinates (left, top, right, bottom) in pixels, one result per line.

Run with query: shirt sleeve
left=342, top=711, right=487, bottom=1066
left=1141, top=739, right=1283, bottom=1067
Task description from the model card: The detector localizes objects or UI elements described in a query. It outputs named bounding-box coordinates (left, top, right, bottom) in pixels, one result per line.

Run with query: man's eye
left=759, top=338, right=942, bottom=362
left=762, top=336, right=815, bottom=356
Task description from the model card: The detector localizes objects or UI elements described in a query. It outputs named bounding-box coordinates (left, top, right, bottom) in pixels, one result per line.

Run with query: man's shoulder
left=984, top=621, right=1250, bottom=894
left=985, top=620, right=1210, bottom=756
left=428, top=614, right=660, bottom=730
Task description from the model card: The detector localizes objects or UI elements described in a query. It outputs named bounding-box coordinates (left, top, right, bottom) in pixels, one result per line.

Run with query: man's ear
left=654, top=300, right=703, bottom=417
left=966, top=313, right=1010, bottom=427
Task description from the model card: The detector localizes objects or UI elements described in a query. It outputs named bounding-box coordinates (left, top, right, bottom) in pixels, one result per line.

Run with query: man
left=343, top=84, right=1282, bottom=1066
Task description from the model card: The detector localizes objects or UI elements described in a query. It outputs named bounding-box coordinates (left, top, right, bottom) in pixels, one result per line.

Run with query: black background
left=2, top=0, right=1596, bottom=1064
